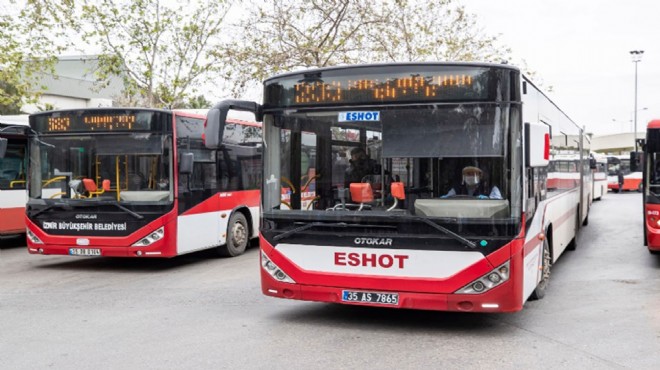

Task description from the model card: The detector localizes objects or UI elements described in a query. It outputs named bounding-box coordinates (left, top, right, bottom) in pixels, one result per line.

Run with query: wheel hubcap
left=232, top=222, right=247, bottom=247
left=541, top=245, right=551, bottom=282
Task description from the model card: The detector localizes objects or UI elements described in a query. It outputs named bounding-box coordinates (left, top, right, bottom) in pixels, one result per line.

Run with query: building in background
left=591, top=133, right=643, bottom=155
left=21, top=55, right=124, bottom=113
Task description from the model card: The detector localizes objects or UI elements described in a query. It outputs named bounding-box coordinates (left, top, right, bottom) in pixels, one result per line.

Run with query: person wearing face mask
left=344, top=147, right=377, bottom=187
left=442, top=166, right=502, bottom=199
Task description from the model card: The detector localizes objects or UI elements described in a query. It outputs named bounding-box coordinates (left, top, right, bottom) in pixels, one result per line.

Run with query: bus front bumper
left=260, top=268, right=522, bottom=313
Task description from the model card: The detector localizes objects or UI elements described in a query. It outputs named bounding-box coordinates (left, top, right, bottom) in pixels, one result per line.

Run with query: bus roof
left=0, top=115, right=29, bottom=126
left=647, top=119, right=660, bottom=129
left=263, top=61, right=520, bottom=83
left=28, top=107, right=260, bottom=127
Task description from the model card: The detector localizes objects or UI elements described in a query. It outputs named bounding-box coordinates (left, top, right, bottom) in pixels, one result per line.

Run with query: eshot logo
left=338, top=111, right=380, bottom=122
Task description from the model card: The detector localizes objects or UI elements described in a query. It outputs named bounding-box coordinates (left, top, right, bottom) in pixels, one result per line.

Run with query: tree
left=0, top=81, right=24, bottom=115
left=366, top=0, right=511, bottom=63
left=0, top=1, right=74, bottom=111
left=181, top=95, right=212, bottom=109
left=225, top=0, right=511, bottom=96
left=80, top=0, right=232, bottom=108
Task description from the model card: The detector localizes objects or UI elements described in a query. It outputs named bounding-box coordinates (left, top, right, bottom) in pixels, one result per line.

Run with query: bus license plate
left=342, top=290, right=399, bottom=305
left=69, top=248, right=101, bottom=256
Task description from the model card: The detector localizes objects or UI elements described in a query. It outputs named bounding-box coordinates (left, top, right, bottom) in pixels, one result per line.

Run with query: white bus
left=205, top=62, right=591, bottom=312
left=0, top=115, right=29, bottom=237
left=590, top=153, right=607, bottom=200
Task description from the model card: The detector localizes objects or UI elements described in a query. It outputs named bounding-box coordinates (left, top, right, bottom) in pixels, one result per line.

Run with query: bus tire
left=582, top=206, right=589, bottom=226
left=567, top=213, right=579, bottom=251
left=218, top=212, right=249, bottom=257
left=530, top=238, right=551, bottom=301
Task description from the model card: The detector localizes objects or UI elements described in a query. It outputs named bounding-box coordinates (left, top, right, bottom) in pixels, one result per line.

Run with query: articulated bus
left=0, top=116, right=29, bottom=237
left=205, top=62, right=590, bottom=312
left=607, top=154, right=643, bottom=192
left=643, top=119, right=660, bottom=254
left=590, top=153, right=608, bottom=201
left=547, top=153, right=593, bottom=223
left=25, top=108, right=261, bottom=257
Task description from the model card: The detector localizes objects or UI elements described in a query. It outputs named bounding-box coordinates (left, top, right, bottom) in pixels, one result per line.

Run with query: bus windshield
left=0, top=138, right=27, bottom=190
left=263, top=104, right=518, bottom=221
left=29, top=133, right=172, bottom=203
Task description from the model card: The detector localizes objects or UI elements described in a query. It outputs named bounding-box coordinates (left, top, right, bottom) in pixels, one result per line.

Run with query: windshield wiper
left=96, top=200, right=144, bottom=220
left=273, top=222, right=348, bottom=241
left=412, top=216, right=477, bottom=249
left=29, top=202, right=73, bottom=218
left=272, top=221, right=397, bottom=241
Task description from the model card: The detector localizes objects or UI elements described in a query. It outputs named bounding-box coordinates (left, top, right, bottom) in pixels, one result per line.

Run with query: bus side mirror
left=524, top=122, right=550, bottom=167
left=589, top=158, right=597, bottom=169
left=204, top=100, right=262, bottom=149
left=180, top=152, right=194, bottom=175
left=0, top=138, right=7, bottom=158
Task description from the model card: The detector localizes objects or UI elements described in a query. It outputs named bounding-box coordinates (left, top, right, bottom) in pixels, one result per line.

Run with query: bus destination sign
left=32, top=110, right=160, bottom=133
left=47, top=114, right=137, bottom=132
left=264, top=66, right=493, bottom=107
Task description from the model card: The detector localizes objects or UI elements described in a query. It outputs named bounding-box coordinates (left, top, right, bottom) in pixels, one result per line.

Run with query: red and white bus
left=607, top=154, right=643, bottom=192
left=25, top=108, right=261, bottom=257
left=547, top=153, right=593, bottom=223
left=590, top=152, right=608, bottom=201
left=643, top=119, right=660, bottom=254
left=205, top=63, right=590, bottom=312
left=0, top=116, right=29, bottom=237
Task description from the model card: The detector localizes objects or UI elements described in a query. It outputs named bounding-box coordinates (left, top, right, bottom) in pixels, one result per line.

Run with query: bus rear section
left=206, top=63, right=589, bottom=312
left=0, top=118, right=29, bottom=237
left=591, top=153, right=608, bottom=201
left=25, top=108, right=261, bottom=257
left=643, top=119, right=660, bottom=254
left=607, top=154, right=642, bottom=192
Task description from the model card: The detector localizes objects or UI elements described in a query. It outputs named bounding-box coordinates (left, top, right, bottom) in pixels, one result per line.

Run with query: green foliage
left=224, top=0, right=512, bottom=96
left=80, top=0, right=232, bottom=108
left=0, top=81, right=24, bottom=115
left=179, top=95, right=212, bottom=109
left=0, top=1, right=74, bottom=110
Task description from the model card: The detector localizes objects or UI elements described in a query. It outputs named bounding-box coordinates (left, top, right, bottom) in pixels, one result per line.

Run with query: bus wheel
left=530, top=239, right=551, bottom=301
left=582, top=206, right=589, bottom=226
left=567, top=211, right=581, bottom=251
left=219, top=212, right=249, bottom=257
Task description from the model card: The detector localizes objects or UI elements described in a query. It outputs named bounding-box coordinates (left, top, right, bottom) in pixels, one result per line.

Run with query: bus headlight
left=26, top=229, right=43, bottom=244
left=261, top=252, right=295, bottom=283
left=132, top=227, right=164, bottom=247
left=455, top=261, right=510, bottom=294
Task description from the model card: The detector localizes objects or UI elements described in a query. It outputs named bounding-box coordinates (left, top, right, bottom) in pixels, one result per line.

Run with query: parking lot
left=1, top=192, right=659, bottom=369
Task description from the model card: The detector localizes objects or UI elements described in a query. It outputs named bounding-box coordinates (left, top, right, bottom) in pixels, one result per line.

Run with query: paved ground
left=1, top=192, right=659, bottom=369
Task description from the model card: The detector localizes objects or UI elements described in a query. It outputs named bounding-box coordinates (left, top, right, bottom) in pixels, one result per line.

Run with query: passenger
left=442, top=166, right=502, bottom=199
left=345, top=147, right=377, bottom=187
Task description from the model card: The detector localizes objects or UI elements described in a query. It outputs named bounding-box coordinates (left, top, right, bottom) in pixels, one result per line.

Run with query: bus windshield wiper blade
left=273, top=222, right=348, bottom=241
left=97, top=200, right=144, bottom=220
left=272, top=221, right=397, bottom=241
left=30, top=202, right=72, bottom=218
left=412, top=217, right=477, bottom=249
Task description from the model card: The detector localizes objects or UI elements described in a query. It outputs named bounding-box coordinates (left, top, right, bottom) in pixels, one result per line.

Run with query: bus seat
left=350, top=182, right=373, bottom=211
left=83, top=178, right=110, bottom=197
left=388, top=182, right=405, bottom=211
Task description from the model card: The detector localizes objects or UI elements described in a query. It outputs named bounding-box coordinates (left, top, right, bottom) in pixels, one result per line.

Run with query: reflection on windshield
left=29, top=133, right=172, bottom=203
left=263, top=106, right=517, bottom=220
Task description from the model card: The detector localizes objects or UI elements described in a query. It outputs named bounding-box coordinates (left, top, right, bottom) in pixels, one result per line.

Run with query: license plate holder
left=341, top=290, right=399, bottom=305
left=69, top=248, right=101, bottom=256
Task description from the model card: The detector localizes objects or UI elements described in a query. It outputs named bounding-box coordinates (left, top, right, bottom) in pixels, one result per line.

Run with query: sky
left=459, top=0, right=660, bottom=135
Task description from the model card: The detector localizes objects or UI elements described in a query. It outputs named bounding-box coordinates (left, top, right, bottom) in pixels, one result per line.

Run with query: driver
left=442, top=166, right=502, bottom=199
